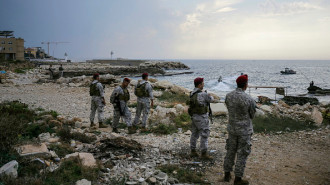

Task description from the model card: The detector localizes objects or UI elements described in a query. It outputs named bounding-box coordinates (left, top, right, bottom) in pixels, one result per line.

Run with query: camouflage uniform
left=190, top=88, right=214, bottom=152
left=132, top=80, right=153, bottom=127
left=90, top=80, right=105, bottom=124
left=224, top=88, right=256, bottom=178
left=110, top=85, right=132, bottom=128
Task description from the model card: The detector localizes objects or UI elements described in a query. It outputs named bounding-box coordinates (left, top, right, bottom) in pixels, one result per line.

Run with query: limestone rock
left=174, top=104, right=185, bottom=114
left=76, top=179, right=91, bottom=185
left=170, top=85, right=190, bottom=95
left=260, top=105, right=272, bottom=113
left=0, top=160, right=19, bottom=178
left=65, top=152, right=97, bottom=167
left=255, top=109, right=265, bottom=117
left=38, top=132, right=51, bottom=142
left=17, top=143, right=50, bottom=157
left=154, top=81, right=173, bottom=89
left=210, top=103, right=228, bottom=116
left=209, top=92, right=220, bottom=101
left=311, top=107, right=323, bottom=125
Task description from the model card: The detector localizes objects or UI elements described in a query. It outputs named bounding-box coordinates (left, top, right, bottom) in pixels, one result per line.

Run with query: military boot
left=98, top=122, right=108, bottom=128
left=201, top=151, right=213, bottom=160
left=234, top=177, right=249, bottom=185
left=128, top=126, right=136, bottom=134
left=190, top=149, right=199, bottom=158
left=112, top=128, right=120, bottom=133
left=224, top=172, right=232, bottom=182
left=90, top=122, right=96, bottom=128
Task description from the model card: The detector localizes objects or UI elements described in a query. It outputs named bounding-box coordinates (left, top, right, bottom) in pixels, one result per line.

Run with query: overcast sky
left=1, top=0, right=330, bottom=60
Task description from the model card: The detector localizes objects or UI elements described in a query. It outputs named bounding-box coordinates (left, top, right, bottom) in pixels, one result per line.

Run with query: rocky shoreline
left=0, top=67, right=329, bottom=185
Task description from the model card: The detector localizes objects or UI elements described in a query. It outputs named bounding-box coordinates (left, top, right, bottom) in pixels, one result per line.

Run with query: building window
left=1, top=41, right=5, bottom=44
left=8, top=41, right=13, bottom=44
left=9, top=47, right=13, bottom=51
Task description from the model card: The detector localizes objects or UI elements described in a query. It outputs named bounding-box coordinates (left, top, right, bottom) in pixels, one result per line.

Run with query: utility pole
left=41, top=41, right=70, bottom=58
left=110, top=51, right=114, bottom=60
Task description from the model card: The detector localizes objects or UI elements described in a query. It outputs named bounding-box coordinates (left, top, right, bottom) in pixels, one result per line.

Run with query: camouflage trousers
left=224, top=133, right=252, bottom=177
left=90, top=96, right=105, bottom=123
left=190, top=114, right=210, bottom=152
left=113, top=106, right=132, bottom=128
left=133, top=99, right=150, bottom=127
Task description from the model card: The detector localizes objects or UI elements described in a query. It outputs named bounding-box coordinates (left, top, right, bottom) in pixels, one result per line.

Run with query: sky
left=1, top=0, right=330, bottom=60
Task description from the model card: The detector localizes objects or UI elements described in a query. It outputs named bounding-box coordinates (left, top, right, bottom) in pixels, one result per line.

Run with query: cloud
left=260, top=0, right=323, bottom=16
left=216, top=7, right=236, bottom=13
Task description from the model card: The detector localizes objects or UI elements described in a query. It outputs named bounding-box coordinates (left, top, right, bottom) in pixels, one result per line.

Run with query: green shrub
left=48, top=143, right=75, bottom=158
left=151, top=123, right=177, bottom=135
left=128, top=102, right=137, bottom=108
left=158, top=91, right=189, bottom=104
left=253, top=115, right=317, bottom=133
left=159, top=164, right=206, bottom=184
left=174, top=113, right=191, bottom=132
left=57, top=128, right=96, bottom=143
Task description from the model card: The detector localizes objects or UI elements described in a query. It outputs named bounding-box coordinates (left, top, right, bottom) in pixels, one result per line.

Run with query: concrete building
left=24, top=47, right=46, bottom=59
left=0, top=31, right=25, bottom=61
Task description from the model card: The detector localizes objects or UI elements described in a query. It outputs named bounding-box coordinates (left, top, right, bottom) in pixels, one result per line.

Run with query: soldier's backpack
left=135, top=82, right=149, bottom=97
left=188, top=90, right=208, bottom=116
left=89, top=83, right=100, bottom=96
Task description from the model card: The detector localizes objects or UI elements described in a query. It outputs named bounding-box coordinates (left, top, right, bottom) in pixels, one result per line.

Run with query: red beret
left=236, top=74, right=248, bottom=84
left=194, top=77, right=204, bottom=84
left=93, top=73, right=100, bottom=78
left=142, top=73, right=148, bottom=76
left=124, top=78, right=131, bottom=82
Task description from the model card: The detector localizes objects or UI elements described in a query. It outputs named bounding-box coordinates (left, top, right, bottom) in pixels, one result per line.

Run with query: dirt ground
left=205, top=128, right=330, bottom=185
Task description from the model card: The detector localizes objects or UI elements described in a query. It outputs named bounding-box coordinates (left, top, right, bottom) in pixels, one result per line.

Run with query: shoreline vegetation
left=0, top=60, right=329, bottom=184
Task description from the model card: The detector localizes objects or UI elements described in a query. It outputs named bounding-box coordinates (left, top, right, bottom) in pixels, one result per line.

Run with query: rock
left=47, top=137, right=60, bottom=143
left=17, top=143, right=50, bottom=157
left=311, top=108, right=323, bottom=125
left=282, top=96, right=319, bottom=106
left=174, top=104, right=185, bottom=114
left=126, top=182, right=138, bottom=185
left=210, top=103, right=228, bottom=116
left=320, top=101, right=330, bottom=107
left=170, top=85, right=190, bottom=95
left=154, top=171, right=168, bottom=181
left=148, top=177, right=157, bottom=184
left=75, top=121, right=83, bottom=128
left=209, top=92, right=220, bottom=101
left=302, top=111, right=311, bottom=119
left=76, top=179, right=91, bottom=185
left=255, top=108, right=265, bottom=117
left=260, top=105, right=272, bottom=113
left=148, top=78, right=158, bottom=83
left=65, top=152, right=97, bottom=167
left=130, top=79, right=138, bottom=86
left=154, top=80, right=173, bottom=89
left=56, top=77, right=69, bottom=84
left=184, top=130, right=192, bottom=135
left=278, top=100, right=290, bottom=108
left=38, top=132, right=51, bottom=142
left=49, top=120, right=63, bottom=127
left=0, top=160, right=19, bottom=178
left=41, top=114, right=53, bottom=121
left=153, top=91, right=163, bottom=98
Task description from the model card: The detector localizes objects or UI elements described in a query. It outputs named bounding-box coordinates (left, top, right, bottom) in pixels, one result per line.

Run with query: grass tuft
left=158, top=164, right=207, bottom=184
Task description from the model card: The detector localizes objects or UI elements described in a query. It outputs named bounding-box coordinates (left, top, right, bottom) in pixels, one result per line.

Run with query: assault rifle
left=205, top=90, right=213, bottom=124
left=113, top=95, right=124, bottom=116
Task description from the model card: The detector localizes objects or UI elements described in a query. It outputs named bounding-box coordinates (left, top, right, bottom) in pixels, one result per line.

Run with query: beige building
left=0, top=31, right=25, bottom=61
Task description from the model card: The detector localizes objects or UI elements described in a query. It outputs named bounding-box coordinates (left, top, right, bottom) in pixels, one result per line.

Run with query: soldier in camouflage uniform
left=132, top=73, right=153, bottom=132
left=188, top=77, right=214, bottom=159
left=223, top=74, right=256, bottom=185
left=110, top=78, right=135, bottom=134
left=90, top=73, right=107, bottom=128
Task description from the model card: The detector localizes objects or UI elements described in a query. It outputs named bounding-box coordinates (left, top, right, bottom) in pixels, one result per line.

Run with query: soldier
left=223, top=74, right=256, bottom=185
left=132, top=73, right=154, bottom=132
left=59, top=64, right=64, bottom=78
left=48, top=64, right=54, bottom=79
left=89, top=73, right=107, bottom=128
left=110, top=78, right=135, bottom=134
left=188, top=77, right=214, bottom=159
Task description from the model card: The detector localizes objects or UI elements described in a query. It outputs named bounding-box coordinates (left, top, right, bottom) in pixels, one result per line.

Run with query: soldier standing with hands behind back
left=89, top=73, right=107, bottom=128
left=223, top=74, right=256, bottom=185
left=188, top=77, right=214, bottom=159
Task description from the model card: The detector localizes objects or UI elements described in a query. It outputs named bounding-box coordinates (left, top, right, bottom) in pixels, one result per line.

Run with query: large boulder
left=210, top=103, right=228, bottom=116
left=0, top=160, right=19, bottom=178
left=260, top=105, right=272, bottom=113
left=17, top=143, right=50, bottom=158
left=170, top=85, right=190, bottom=95
left=76, top=179, right=91, bottom=185
left=282, top=96, right=319, bottom=106
left=311, top=107, right=323, bottom=125
left=154, top=81, right=173, bottom=89
left=65, top=152, right=97, bottom=167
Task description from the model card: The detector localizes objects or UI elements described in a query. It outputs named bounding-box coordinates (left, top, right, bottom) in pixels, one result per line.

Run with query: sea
left=152, top=60, right=330, bottom=102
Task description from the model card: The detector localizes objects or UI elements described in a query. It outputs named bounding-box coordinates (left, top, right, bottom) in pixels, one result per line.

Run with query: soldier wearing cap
left=89, top=73, right=107, bottom=128
left=188, top=77, right=214, bottom=159
left=132, top=73, right=154, bottom=132
left=110, top=78, right=135, bottom=134
left=223, top=74, right=256, bottom=185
